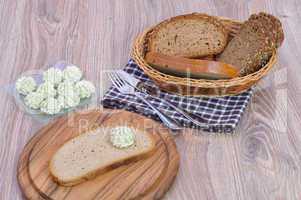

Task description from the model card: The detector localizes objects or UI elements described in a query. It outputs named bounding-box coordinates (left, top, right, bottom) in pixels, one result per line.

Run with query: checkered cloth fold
left=101, top=59, right=253, bottom=133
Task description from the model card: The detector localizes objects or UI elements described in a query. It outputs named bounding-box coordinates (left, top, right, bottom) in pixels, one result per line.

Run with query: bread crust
left=49, top=128, right=156, bottom=186
left=147, top=13, right=229, bottom=58
left=145, top=52, right=239, bottom=79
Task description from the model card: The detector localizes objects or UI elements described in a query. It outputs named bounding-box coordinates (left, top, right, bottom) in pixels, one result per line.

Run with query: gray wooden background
left=0, top=0, right=300, bottom=199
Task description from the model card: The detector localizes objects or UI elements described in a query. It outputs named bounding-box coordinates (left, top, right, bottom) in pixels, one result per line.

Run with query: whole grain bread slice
left=248, top=12, right=284, bottom=48
left=49, top=126, right=156, bottom=186
left=147, top=13, right=229, bottom=58
left=217, top=12, right=283, bottom=76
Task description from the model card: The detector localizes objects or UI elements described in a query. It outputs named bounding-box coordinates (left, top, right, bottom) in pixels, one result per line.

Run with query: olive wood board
left=17, top=109, right=180, bottom=200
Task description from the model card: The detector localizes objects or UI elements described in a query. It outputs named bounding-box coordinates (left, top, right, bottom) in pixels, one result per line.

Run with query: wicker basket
left=131, top=16, right=277, bottom=97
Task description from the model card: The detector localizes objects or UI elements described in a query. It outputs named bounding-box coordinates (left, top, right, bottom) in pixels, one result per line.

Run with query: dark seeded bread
left=217, top=12, right=284, bottom=76
left=249, top=12, right=284, bottom=48
left=147, top=13, right=229, bottom=58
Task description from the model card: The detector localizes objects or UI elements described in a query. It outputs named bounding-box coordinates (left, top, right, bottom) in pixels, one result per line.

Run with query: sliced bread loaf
left=217, top=12, right=283, bottom=76
left=49, top=126, right=155, bottom=186
left=145, top=52, right=239, bottom=79
left=147, top=13, right=229, bottom=58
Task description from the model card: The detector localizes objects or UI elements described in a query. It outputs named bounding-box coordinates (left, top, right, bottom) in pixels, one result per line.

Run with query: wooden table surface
left=1, top=0, right=300, bottom=199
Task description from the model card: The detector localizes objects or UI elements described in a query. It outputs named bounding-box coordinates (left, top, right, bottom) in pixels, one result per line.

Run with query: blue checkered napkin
left=101, top=59, right=253, bottom=133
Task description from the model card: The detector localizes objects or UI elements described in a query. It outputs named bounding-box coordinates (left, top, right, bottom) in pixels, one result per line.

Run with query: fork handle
left=135, top=93, right=181, bottom=131
left=153, top=97, right=209, bottom=128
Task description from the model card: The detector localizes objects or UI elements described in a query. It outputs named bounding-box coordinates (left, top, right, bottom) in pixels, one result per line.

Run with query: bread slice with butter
left=49, top=126, right=156, bottom=186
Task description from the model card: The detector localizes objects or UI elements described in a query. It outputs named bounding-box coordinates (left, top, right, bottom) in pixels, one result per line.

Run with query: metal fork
left=116, top=70, right=209, bottom=129
left=108, top=72, right=182, bottom=131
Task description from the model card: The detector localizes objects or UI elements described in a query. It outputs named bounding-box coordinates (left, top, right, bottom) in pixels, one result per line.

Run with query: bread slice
left=248, top=12, right=284, bottom=48
left=147, top=13, right=229, bottom=58
left=217, top=12, right=283, bottom=76
left=49, top=127, right=156, bottom=186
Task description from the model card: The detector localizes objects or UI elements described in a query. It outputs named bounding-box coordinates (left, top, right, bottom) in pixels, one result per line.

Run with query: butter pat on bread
left=49, top=126, right=155, bottom=186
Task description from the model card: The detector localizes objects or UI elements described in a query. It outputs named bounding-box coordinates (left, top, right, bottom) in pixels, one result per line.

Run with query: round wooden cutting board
left=17, top=109, right=180, bottom=200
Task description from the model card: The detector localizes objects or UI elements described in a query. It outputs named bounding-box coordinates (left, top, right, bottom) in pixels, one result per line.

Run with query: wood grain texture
left=18, top=109, right=179, bottom=200
left=0, top=0, right=301, bottom=199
